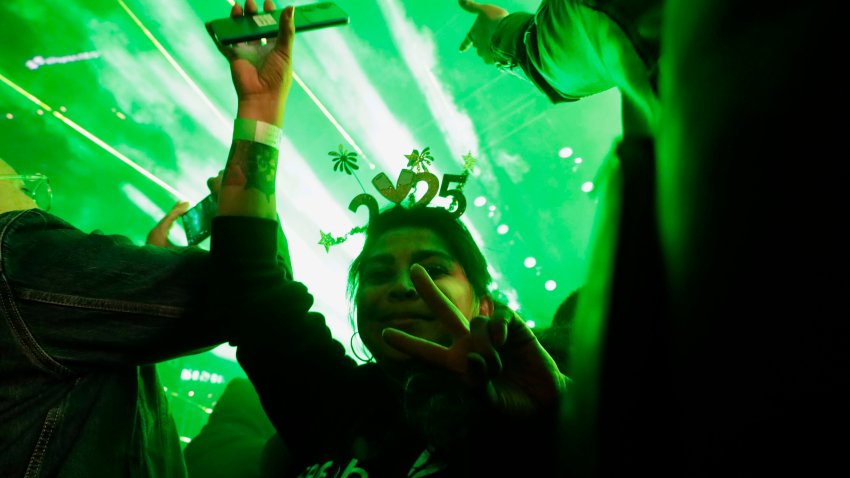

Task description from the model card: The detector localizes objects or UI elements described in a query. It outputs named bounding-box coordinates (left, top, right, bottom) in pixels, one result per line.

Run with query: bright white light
left=24, top=51, right=101, bottom=71
left=497, top=224, right=509, bottom=235
left=210, top=344, right=236, bottom=362
left=581, top=181, right=594, bottom=193
left=524, top=257, right=536, bottom=268
left=379, top=0, right=481, bottom=173
left=508, top=297, right=521, bottom=311
left=575, top=157, right=583, bottom=164
left=502, top=288, right=521, bottom=311
left=489, top=205, right=496, bottom=211
left=474, top=196, right=487, bottom=207
left=115, top=0, right=229, bottom=129
left=545, top=280, right=557, bottom=291
left=188, top=390, right=195, bottom=397
left=558, top=147, right=573, bottom=158
left=526, top=320, right=536, bottom=328
left=54, top=111, right=186, bottom=199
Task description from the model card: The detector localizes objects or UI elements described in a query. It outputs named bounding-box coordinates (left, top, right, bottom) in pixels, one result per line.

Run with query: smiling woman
left=348, top=205, right=494, bottom=369
left=231, top=203, right=568, bottom=477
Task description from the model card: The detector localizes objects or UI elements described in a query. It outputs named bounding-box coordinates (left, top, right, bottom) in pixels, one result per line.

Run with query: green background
left=0, top=0, right=621, bottom=442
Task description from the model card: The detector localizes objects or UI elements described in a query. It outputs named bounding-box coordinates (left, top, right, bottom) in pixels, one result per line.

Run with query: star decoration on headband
left=318, top=230, right=338, bottom=253
left=404, top=147, right=434, bottom=173
left=329, top=144, right=360, bottom=175
left=462, top=151, right=477, bottom=172
left=318, top=226, right=368, bottom=252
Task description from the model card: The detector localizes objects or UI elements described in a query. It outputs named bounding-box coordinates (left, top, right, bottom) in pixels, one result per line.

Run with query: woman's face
left=355, top=226, right=488, bottom=365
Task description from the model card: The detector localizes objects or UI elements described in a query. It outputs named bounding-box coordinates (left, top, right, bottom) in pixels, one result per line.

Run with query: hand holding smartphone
left=207, top=1, right=350, bottom=46
left=181, top=194, right=217, bottom=246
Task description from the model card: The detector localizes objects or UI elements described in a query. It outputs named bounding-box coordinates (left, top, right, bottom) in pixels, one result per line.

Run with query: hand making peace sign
left=383, top=264, right=567, bottom=414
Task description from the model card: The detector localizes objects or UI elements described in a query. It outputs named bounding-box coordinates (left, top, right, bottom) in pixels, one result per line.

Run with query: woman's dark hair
left=347, top=205, right=492, bottom=303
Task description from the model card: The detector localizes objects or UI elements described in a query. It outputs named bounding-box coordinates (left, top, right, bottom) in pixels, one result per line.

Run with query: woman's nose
left=388, top=274, right=418, bottom=300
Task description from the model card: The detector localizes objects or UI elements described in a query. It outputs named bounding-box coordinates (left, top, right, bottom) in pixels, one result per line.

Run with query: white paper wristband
left=232, top=118, right=282, bottom=149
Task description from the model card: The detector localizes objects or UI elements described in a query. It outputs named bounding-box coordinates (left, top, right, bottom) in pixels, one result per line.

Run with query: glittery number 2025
left=347, top=168, right=468, bottom=223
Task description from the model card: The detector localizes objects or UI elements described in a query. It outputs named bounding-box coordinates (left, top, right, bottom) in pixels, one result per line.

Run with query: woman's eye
left=361, top=269, right=393, bottom=284
left=422, top=264, right=449, bottom=277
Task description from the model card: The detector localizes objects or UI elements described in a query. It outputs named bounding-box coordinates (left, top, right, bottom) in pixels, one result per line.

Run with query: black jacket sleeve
left=210, top=215, right=363, bottom=469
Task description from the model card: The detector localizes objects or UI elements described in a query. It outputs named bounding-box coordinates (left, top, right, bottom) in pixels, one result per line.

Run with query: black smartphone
left=181, top=194, right=217, bottom=246
left=207, top=2, right=350, bottom=46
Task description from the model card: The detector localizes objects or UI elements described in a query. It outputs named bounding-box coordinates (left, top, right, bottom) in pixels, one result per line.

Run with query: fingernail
left=285, top=5, right=294, bottom=21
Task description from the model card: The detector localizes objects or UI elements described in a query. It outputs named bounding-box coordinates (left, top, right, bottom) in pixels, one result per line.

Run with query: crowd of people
left=1, top=0, right=840, bottom=477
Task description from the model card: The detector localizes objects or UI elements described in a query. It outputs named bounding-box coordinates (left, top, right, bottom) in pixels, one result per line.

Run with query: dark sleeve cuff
left=491, top=12, right=535, bottom=69
left=210, top=216, right=279, bottom=263
left=492, top=9, right=580, bottom=104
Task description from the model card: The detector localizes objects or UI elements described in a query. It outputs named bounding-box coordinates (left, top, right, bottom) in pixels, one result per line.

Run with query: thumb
left=274, top=5, right=295, bottom=57
left=161, top=200, right=190, bottom=225
left=146, top=200, right=189, bottom=247
left=458, top=0, right=483, bottom=13
left=459, top=30, right=474, bottom=52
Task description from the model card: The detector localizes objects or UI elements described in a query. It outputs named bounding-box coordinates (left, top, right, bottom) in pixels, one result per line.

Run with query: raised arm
left=208, top=0, right=295, bottom=220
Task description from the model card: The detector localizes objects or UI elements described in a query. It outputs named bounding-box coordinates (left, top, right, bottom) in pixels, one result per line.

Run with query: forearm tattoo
left=223, top=140, right=278, bottom=201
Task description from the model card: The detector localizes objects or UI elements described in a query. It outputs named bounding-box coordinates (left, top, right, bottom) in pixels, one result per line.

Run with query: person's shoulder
left=1, top=208, right=64, bottom=224
left=0, top=209, right=75, bottom=238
